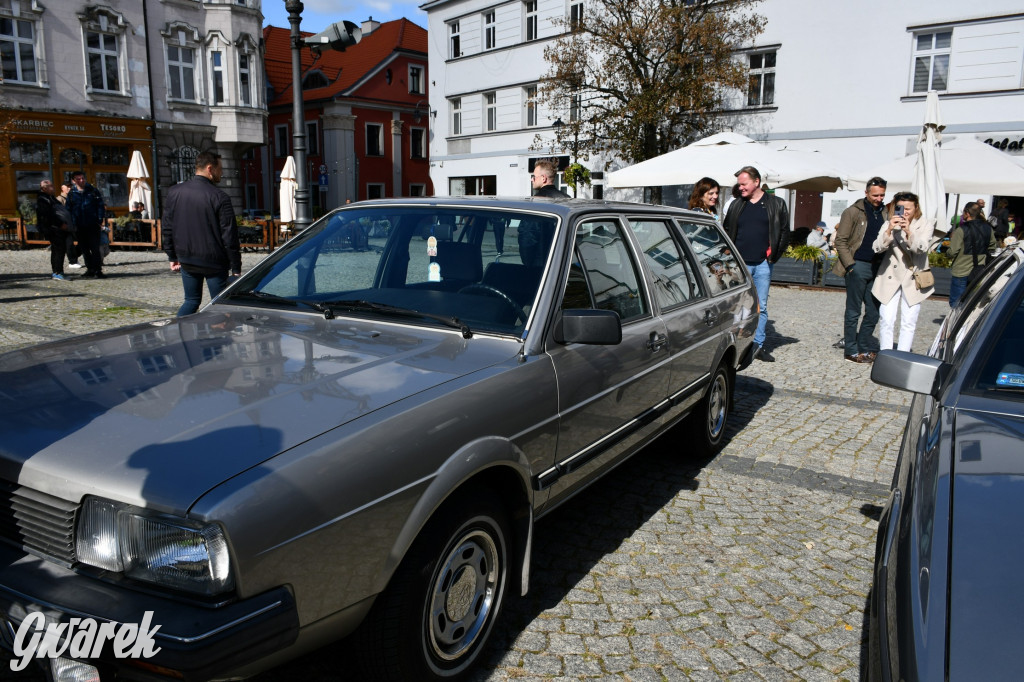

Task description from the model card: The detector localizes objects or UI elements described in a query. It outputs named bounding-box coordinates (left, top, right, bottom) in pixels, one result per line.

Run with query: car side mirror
left=870, top=349, right=948, bottom=396
left=553, top=309, right=621, bottom=345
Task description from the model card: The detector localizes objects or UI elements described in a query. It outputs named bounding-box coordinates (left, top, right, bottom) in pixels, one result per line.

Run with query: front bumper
left=0, top=544, right=298, bottom=681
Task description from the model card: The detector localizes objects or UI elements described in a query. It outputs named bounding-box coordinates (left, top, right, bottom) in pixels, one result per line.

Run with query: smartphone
left=895, top=205, right=905, bottom=217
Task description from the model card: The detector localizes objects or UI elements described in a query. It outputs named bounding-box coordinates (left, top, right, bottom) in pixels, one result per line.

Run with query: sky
left=261, top=0, right=427, bottom=33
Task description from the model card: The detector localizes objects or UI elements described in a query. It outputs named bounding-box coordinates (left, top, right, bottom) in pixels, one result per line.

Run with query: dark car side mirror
left=870, top=349, right=948, bottom=396
left=553, top=309, right=622, bottom=345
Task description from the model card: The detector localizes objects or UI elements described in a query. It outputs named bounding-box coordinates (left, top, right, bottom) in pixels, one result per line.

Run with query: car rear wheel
left=355, top=491, right=510, bottom=680
left=688, top=363, right=731, bottom=457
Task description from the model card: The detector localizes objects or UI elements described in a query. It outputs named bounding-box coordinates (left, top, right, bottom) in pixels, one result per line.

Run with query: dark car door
left=540, top=216, right=670, bottom=505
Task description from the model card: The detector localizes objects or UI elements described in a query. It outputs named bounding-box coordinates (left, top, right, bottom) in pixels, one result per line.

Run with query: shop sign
left=9, top=113, right=150, bottom=141
left=982, top=135, right=1024, bottom=155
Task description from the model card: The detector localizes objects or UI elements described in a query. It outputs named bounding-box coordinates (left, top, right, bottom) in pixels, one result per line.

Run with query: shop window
left=95, top=172, right=129, bottom=208
left=60, top=148, right=89, bottom=166
left=0, top=13, right=40, bottom=85
left=9, top=141, right=48, bottom=164
left=92, top=145, right=130, bottom=166
left=747, top=50, right=776, bottom=107
left=171, top=146, right=199, bottom=184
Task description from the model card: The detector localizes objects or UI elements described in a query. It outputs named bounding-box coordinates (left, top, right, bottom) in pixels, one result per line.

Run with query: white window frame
left=274, top=124, right=289, bottom=157
left=450, top=97, right=462, bottom=135
left=911, top=30, right=952, bottom=93
left=86, top=30, right=121, bottom=92
left=449, top=21, right=461, bottom=59
left=366, top=122, right=384, bottom=156
left=523, top=85, right=538, bottom=127
left=484, top=91, right=497, bottom=132
left=524, top=1, right=538, bottom=42
left=162, top=24, right=202, bottom=103
left=0, top=14, right=41, bottom=85
left=746, top=49, right=776, bottom=107
left=210, top=49, right=226, bottom=104
left=569, top=0, right=584, bottom=29
left=484, top=11, right=496, bottom=51
left=410, top=127, right=426, bottom=159
left=409, top=64, right=424, bottom=94
left=238, top=52, right=253, bottom=106
left=79, top=7, right=129, bottom=96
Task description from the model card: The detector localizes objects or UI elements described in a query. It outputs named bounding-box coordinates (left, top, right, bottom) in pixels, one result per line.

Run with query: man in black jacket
left=162, top=150, right=241, bottom=316
left=723, top=166, right=790, bottom=362
left=36, top=179, right=72, bottom=281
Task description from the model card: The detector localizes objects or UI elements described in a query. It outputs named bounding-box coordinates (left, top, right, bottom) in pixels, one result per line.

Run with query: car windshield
left=224, top=205, right=560, bottom=337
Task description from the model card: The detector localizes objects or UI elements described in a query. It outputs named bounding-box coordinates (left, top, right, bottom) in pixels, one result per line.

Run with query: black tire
left=355, top=491, right=511, bottom=680
left=688, top=363, right=732, bottom=457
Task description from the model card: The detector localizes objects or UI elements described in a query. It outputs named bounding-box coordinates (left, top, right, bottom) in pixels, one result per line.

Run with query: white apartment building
left=422, top=0, right=1024, bottom=227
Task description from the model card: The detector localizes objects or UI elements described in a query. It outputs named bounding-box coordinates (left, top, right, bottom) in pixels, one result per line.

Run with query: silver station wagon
left=0, top=198, right=756, bottom=681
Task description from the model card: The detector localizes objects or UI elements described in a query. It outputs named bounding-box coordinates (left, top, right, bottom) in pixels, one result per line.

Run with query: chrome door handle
left=647, top=332, right=668, bottom=352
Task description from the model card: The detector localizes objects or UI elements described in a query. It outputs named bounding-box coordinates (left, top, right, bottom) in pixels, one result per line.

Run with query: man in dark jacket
left=162, top=149, right=241, bottom=316
left=723, top=165, right=790, bottom=362
left=832, top=177, right=887, bottom=363
left=67, top=170, right=106, bottom=278
left=36, top=179, right=72, bottom=281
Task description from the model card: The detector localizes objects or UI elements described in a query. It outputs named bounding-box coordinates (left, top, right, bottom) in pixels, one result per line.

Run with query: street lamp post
left=286, top=0, right=311, bottom=233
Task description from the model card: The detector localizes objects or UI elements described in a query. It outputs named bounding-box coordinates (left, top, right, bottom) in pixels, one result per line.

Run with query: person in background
left=688, top=177, right=721, bottom=218
left=990, top=198, right=1010, bottom=243
left=530, top=160, right=569, bottom=199
left=870, top=192, right=934, bottom=352
left=162, top=150, right=241, bottom=316
left=722, top=165, right=790, bottom=362
left=66, top=171, right=106, bottom=279
left=947, top=202, right=997, bottom=308
left=832, top=177, right=888, bottom=363
left=36, top=179, right=72, bottom=281
left=975, top=198, right=987, bottom=221
left=58, top=183, right=82, bottom=269
left=807, top=221, right=833, bottom=272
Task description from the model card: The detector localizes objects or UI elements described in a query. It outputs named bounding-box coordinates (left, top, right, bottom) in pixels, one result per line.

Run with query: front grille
left=0, top=480, right=78, bottom=566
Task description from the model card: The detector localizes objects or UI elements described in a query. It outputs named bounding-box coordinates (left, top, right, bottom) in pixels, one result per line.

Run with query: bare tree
left=536, top=0, right=765, bottom=202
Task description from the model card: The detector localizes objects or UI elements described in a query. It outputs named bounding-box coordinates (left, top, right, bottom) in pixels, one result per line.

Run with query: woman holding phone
left=870, top=192, right=935, bottom=352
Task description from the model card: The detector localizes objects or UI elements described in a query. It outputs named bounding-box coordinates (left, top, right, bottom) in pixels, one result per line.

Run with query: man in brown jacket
left=832, top=177, right=888, bottom=363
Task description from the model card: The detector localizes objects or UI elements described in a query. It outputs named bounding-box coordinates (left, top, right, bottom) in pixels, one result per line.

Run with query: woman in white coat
left=871, top=191, right=935, bottom=352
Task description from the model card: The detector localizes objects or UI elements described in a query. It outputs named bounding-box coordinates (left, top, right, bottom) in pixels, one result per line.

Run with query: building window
left=210, top=50, right=225, bottom=104
left=484, top=12, right=496, bottom=50
left=410, top=183, right=426, bottom=197
left=449, top=21, right=460, bottom=59
left=302, top=70, right=329, bottom=89
left=367, top=123, right=384, bottom=156
left=524, top=85, right=538, bottom=127
left=912, top=31, right=951, bottom=93
left=171, top=146, right=199, bottom=184
left=570, top=0, right=584, bottom=29
left=0, top=17, right=38, bottom=84
left=86, top=31, right=120, bottom=92
left=485, top=91, right=497, bottom=132
left=306, top=121, right=319, bottom=156
left=409, top=64, right=424, bottom=94
left=747, top=50, right=776, bottom=107
left=569, top=89, right=581, bottom=122
left=367, top=183, right=385, bottom=199
left=238, top=53, right=252, bottom=105
left=167, top=45, right=196, bottom=100
left=451, top=97, right=462, bottom=135
left=274, top=124, right=289, bottom=157
left=449, top=176, right=497, bottom=196
left=525, top=1, right=538, bottom=41
left=410, top=128, right=426, bottom=159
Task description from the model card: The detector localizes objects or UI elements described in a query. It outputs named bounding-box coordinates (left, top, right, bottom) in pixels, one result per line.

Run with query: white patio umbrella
left=911, top=91, right=946, bottom=233
left=126, top=150, right=153, bottom=217
left=606, top=131, right=845, bottom=192
left=279, top=156, right=297, bottom=227
left=848, top=135, right=1024, bottom=196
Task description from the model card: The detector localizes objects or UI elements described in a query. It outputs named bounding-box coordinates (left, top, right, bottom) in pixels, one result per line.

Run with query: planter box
left=822, top=268, right=846, bottom=287
left=771, top=257, right=816, bottom=286
left=930, top=267, right=951, bottom=298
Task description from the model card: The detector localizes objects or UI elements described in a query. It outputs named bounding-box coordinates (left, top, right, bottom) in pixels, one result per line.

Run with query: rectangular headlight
left=75, top=497, right=233, bottom=596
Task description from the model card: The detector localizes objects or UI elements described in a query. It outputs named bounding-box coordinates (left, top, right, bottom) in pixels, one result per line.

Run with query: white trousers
left=878, top=288, right=921, bottom=352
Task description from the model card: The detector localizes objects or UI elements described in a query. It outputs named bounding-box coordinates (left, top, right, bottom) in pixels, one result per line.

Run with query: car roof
left=346, top=196, right=716, bottom=221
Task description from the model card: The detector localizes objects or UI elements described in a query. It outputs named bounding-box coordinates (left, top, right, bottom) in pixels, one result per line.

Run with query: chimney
left=361, top=16, right=380, bottom=36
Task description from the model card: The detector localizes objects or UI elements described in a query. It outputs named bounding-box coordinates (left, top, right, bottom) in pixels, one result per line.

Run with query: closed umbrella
left=911, top=91, right=946, bottom=233
left=279, top=156, right=297, bottom=227
left=126, top=150, right=153, bottom=218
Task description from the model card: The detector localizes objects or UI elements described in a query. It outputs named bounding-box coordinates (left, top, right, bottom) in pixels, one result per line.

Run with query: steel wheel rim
left=427, top=527, right=501, bottom=663
left=707, top=372, right=727, bottom=440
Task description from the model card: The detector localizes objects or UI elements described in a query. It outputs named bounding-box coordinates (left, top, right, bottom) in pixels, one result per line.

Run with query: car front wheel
left=356, top=491, right=510, bottom=680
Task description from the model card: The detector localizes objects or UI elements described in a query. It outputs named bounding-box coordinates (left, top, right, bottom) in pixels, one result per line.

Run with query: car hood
left=947, top=408, right=1024, bottom=679
left=0, top=309, right=519, bottom=512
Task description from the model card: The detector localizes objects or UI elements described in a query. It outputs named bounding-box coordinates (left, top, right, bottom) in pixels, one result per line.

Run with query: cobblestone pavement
left=0, top=249, right=951, bottom=681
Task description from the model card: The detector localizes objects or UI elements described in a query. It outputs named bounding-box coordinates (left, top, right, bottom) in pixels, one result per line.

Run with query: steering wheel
left=458, top=283, right=526, bottom=325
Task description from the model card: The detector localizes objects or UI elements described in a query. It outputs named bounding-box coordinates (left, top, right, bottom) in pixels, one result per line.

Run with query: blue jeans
left=178, top=269, right=229, bottom=317
left=844, top=260, right=881, bottom=356
left=746, top=259, right=773, bottom=347
left=949, top=275, right=968, bottom=308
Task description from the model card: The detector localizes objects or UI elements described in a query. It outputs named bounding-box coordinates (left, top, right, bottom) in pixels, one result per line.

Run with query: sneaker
left=753, top=345, right=775, bottom=362
left=68, top=263, right=83, bottom=269
left=51, top=273, right=67, bottom=281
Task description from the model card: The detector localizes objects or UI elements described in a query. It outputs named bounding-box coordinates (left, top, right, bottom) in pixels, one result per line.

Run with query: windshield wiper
left=227, top=290, right=326, bottom=314
left=321, top=299, right=473, bottom=338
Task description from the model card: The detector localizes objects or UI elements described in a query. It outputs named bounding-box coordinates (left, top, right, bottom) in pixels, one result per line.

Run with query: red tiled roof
left=263, top=19, right=427, bottom=107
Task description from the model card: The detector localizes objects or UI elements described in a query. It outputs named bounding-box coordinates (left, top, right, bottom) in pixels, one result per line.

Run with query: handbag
left=912, top=267, right=934, bottom=290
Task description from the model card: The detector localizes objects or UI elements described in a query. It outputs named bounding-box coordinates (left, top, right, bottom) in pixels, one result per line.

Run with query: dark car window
left=562, top=219, right=648, bottom=322
left=944, top=253, right=1022, bottom=359
left=626, top=218, right=702, bottom=309
left=968, top=288, right=1024, bottom=397
left=676, top=221, right=745, bottom=295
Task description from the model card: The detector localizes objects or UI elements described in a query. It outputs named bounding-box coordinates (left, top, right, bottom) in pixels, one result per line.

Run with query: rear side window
left=562, top=219, right=648, bottom=322
left=969, top=287, right=1024, bottom=398
left=626, top=218, right=702, bottom=308
left=677, top=221, right=746, bottom=295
